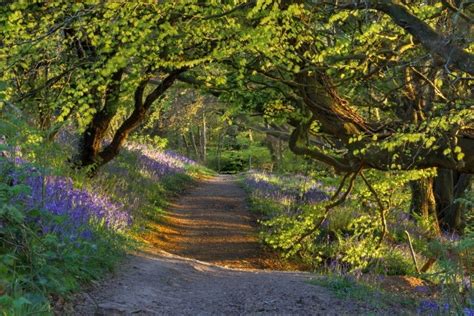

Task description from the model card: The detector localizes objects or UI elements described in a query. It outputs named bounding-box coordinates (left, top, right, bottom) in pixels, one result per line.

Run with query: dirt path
left=144, top=174, right=300, bottom=270
left=72, top=175, right=391, bottom=315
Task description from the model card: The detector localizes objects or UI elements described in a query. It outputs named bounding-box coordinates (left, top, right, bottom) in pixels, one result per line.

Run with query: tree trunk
left=278, top=137, right=283, bottom=170
left=264, top=133, right=278, bottom=171
left=411, top=170, right=471, bottom=234
left=201, top=112, right=207, bottom=163
left=410, top=178, right=436, bottom=219
left=182, top=135, right=191, bottom=157
left=77, top=69, right=184, bottom=172
left=190, top=130, right=200, bottom=161
left=410, top=177, right=440, bottom=234
left=216, top=130, right=224, bottom=172
left=76, top=69, right=124, bottom=167
left=433, top=169, right=471, bottom=233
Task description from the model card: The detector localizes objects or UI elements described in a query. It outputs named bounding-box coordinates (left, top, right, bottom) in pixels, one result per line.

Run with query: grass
left=310, top=275, right=417, bottom=313
left=0, top=122, right=211, bottom=315
left=241, top=170, right=473, bottom=313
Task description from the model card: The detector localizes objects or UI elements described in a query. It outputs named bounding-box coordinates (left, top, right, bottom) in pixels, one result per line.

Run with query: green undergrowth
left=311, top=275, right=416, bottom=313
left=0, top=118, right=209, bottom=315
left=98, top=154, right=204, bottom=234
left=242, top=169, right=474, bottom=314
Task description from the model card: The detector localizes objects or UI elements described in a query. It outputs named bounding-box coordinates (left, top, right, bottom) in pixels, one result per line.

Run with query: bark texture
left=77, top=69, right=185, bottom=171
left=434, top=170, right=471, bottom=233
left=410, top=178, right=437, bottom=220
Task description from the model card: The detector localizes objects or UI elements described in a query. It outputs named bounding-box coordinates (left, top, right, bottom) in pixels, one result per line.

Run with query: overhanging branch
left=325, top=0, right=474, bottom=75
left=289, top=120, right=354, bottom=172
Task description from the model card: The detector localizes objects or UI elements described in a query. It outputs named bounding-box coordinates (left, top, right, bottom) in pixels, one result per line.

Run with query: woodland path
left=72, top=175, right=389, bottom=315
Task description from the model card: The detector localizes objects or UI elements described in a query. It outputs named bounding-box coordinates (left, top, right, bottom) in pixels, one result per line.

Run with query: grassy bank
left=0, top=119, right=209, bottom=315
left=242, top=170, right=473, bottom=315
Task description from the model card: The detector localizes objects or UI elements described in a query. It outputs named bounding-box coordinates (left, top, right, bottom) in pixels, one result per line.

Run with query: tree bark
left=77, top=69, right=184, bottom=171
left=201, top=112, right=207, bottom=163
left=77, top=69, right=124, bottom=167
left=410, top=178, right=437, bottom=219
left=434, top=170, right=471, bottom=233
left=182, top=135, right=191, bottom=158
left=97, top=69, right=185, bottom=167
left=190, top=130, right=200, bottom=161
left=264, top=132, right=281, bottom=171
left=409, top=170, right=471, bottom=234
left=410, top=177, right=441, bottom=234
left=216, top=130, right=224, bottom=172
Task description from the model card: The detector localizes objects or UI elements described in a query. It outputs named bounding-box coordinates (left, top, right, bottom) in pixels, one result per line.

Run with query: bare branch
left=360, top=172, right=388, bottom=243
left=291, top=167, right=362, bottom=250
left=289, top=120, right=355, bottom=173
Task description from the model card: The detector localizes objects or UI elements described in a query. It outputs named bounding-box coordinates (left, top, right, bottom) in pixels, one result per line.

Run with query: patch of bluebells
left=125, top=143, right=196, bottom=180
left=24, top=175, right=131, bottom=231
left=464, top=308, right=474, bottom=316
left=1, top=157, right=132, bottom=239
left=417, top=300, right=474, bottom=316
left=1, top=137, right=196, bottom=241
left=417, top=300, right=449, bottom=315
left=244, top=171, right=329, bottom=206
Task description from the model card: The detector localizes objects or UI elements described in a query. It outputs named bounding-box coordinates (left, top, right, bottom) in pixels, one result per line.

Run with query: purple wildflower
left=414, top=285, right=430, bottom=294
left=125, top=143, right=196, bottom=181
left=6, top=160, right=132, bottom=238
left=417, top=300, right=439, bottom=314
left=244, top=171, right=329, bottom=207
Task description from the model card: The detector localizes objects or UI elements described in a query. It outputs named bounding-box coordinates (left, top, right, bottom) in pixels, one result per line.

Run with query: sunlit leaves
left=1, top=1, right=252, bottom=130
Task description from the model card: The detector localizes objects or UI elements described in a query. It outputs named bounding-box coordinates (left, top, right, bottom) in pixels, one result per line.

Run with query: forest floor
left=72, top=175, right=411, bottom=315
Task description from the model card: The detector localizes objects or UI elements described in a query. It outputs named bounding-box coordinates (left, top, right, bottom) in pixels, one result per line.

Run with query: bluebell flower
left=417, top=300, right=439, bottom=313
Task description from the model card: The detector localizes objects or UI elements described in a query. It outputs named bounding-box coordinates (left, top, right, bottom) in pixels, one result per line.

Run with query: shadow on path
left=144, top=174, right=300, bottom=270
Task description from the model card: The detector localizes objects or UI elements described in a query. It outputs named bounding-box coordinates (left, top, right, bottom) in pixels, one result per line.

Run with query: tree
left=1, top=1, right=472, bottom=231
left=184, top=1, right=472, bottom=232
left=283, top=1, right=472, bottom=232
left=0, top=1, right=247, bottom=170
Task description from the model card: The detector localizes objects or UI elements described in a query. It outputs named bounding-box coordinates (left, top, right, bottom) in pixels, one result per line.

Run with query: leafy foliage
left=0, top=0, right=472, bottom=313
left=0, top=115, right=202, bottom=313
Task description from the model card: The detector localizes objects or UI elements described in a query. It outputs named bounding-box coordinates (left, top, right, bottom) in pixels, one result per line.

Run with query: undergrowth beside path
left=242, top=170, right=474, bottom=315
left=73, top=175, right=414, bottom=315
left=0, top=120, right=208, bottom=315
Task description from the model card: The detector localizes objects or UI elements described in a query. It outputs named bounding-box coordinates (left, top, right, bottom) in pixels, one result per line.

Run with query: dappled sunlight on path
left=73, top=175, right=411, bottom=315
left=143, top=174, right=303, bottom=270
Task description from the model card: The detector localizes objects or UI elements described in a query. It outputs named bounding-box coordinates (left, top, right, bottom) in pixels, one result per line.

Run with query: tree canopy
left=1, top=0, right=472, bottom=230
